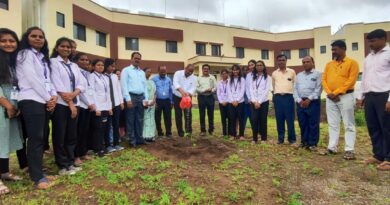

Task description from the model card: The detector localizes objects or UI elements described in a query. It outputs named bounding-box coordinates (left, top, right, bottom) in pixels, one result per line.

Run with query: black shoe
left=208, top=131, right=213, bottom=135
left=166, top=134, right=173, bottom=138
left=96, top=151, right=105, bottom=158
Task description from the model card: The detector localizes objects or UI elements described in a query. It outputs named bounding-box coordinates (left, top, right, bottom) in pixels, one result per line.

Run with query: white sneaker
left=69, top=165, right=82, bottom=172
left=59, top=168, right=76, bottom=176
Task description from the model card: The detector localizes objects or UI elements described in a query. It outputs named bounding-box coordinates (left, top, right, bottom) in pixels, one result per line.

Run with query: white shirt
left=91, top=72, right=111, bottom=111
left=360, top=45, right=390, bottom=101
left=173, top=70, right=197, bottom=97
left=246, top=74, right=271, bottom=104
left=79, top=69, right=95, bottom=109
left=107, top=73, right=123, bottom=106
left=50, top=56, right=84, bottom=107
left=227, top=77, right=246, bottom=103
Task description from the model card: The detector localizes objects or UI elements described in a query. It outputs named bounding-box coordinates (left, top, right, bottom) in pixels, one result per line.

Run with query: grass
left=1, top=108, right=389, bottom=204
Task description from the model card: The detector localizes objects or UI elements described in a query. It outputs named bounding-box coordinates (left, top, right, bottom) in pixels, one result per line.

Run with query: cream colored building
left=1, top=0, right=390, bottom=77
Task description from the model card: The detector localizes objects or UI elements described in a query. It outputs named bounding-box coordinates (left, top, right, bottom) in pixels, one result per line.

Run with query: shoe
left=166, top=134, right=173, bottom=139
left=277, top=141, right=284, bottom=145
left=229, top=136, right=235, bottom=140
left=69, top=165, right=82, bottom=172
left=200, top=132, right=206, bottom=136
left=114, top=145, right=124, bottom=151
left=1, top=173, right=23, bottom=181
left=74, top=158, right=83, bottom=166
left=251, top=141, right=258, bottom=145
left=96, top=151, right=105, bottom=157
left=81, top=155, right=93, bottom=160
left=319, top=149, right=337, bottom=155
left=363, top=157, right=383, bottom=165
left=208, top=131, right=213, bottom=135
left=106, top=146, right=116, bottom=153
left=377, top=161, right=390, bottom=171
left=308, top=146, right=318, bottom=152
left=239, top=136, right=245, bottom=141
left=343, top=151, right=356, bottom=160
left=0, top=181, right=10, bottom=195
left=58, top=168, right=76, bottom=176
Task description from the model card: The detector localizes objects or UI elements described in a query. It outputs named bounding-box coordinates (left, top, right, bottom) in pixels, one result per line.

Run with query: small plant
left=114, top=192, right=130, bottom=205
left=218, top=154, right=241, bottom=170
left=310, top=167, right=324, bottom=176
left=272, top=178, right=281, bottom=188
left=288, top=192, right=303, bottom=205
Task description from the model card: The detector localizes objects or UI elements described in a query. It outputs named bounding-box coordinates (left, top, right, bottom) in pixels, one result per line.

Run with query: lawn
left=1, top=108, right=389, bottom=205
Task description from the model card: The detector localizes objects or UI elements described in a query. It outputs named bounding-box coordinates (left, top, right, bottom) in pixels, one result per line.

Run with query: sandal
left=239, top=136, right=245, bottom=141
left=0, top=180, right=10, bottom=195
left=36, top=181, right=53, bottom=190
left=1, top=173, right=23, bottom=181
left=377, top=161, right=390, bottom=171
left=343, top=151, right=356, bottom=160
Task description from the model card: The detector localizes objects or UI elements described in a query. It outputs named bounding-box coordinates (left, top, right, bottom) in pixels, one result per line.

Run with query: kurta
left=0, top=84, right=23, bottom=158
left=142, top=79, right=156, bottom=139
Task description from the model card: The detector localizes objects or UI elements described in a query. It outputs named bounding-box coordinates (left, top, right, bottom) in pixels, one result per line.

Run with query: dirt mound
left=144, top=137, right=236, bottom=164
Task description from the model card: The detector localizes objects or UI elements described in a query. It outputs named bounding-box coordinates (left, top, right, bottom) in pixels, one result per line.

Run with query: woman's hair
left=91, top=59, right=104, bottom=67
left=229, top=64, right=242, bottom=85
left=247, top=59, right=256, bottom=67
left=50, top=37, right=73, bottom=59
left=19, top=26, right=51, bottom=69
left=73, top=52, right=88, bottom=62
left=252, top=60, right=268, bottom=80
left=103, top=58, right=115, bottom=73
left=0, top=28, right=19, bottom=84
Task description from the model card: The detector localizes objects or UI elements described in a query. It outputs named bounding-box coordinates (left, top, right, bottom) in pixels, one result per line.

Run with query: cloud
left=93, top=0, right=390, bottom=33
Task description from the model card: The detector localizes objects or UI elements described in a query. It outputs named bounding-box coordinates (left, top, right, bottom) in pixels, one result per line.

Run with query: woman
left=242, top=60, right=256, bottom=135
left=50, top=37, right=84, bottom=175
left=142, top=67, right=156, bottom=141
left=16, top=27, right=57, bottom=189
left=90, top=59, right=112, bottom=157
left=227, top=65, right=246, bottom=140
left=247, top=60, right=271, bottom=144
left=104, top=58, right=124, bottom=152
left=216, top=69, right=229, bottom=138
left=74, top=52, right=94, bottom=165
left=0, top=28, right=25, bottom=195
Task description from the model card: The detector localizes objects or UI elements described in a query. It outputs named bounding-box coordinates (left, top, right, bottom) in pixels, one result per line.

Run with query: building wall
left=0, top=0, right=23, bottom=36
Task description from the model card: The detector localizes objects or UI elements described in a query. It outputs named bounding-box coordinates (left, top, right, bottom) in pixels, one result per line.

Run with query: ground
left=0, top=108, right=389, bottom=205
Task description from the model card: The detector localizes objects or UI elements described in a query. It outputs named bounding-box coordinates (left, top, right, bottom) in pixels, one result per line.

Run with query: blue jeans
left=296, top=100, right=320, bottom=146
left=106, top=105, right=121, bottom=146
left=126, top=94, right=145, bottom=146
left=273, top=94, right=296, bottom=143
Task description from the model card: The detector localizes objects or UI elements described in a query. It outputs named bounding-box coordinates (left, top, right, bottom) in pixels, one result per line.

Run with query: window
left=96, top=31, right=106, bottom=47
left=236, top=47, right=244, bottom=58
left=280, top=50, right=291, bottom=59
left=261, top=50, right=269, bottom=60
left=73, top=23, right=86, bottom=41
left=352, top=42, right=358, bottom=51
left=320, top=45, right=326, bottom=54
left=56, top=12, right=65, bottom=28
left=299, top=48, right=309, bottom=58
left=211, top=44, right=221, bottom=56
left=166, top=41, right=177, bottom=53
left=125, top=37, right=139, bottom=51
left=0, top=0, right=8, bottom=10
left=196, top=43, right=206, bottom=55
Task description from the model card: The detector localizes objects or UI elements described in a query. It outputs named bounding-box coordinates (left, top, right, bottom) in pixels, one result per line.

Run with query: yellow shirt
left=271, top=68, right=296, bottom=94
left=322, top=57, right=359, bottom=95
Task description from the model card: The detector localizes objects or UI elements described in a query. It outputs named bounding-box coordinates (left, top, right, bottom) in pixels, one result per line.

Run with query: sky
left=93, top=0, right=390, bottom=33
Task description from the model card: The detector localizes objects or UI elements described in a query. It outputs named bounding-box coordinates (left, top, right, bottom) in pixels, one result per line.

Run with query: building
left=1, top=0, right=390, bottom=78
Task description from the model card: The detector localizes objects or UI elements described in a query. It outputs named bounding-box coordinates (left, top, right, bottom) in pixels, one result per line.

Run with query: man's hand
left=385, top=102, right=390, bottom=112
left=120, top=103, right=125, bottom=110
left=47, top=96, right=57, bottom=111
left=96, top=111, right=101, bottom=116
left=70, top=105, right=78, bottom=119
left=127, top=101, right=133, bottom=108
left=88, top=104, right=96, bottom=111
left=301, top=99, right=311, bottom=108
left=109, top=109, right=113, bottom=116
left=254, top=102, right=261, bottom=109
left=327, top=93, right=336, bottom=100
left=356, top=99, right=364, bottom=109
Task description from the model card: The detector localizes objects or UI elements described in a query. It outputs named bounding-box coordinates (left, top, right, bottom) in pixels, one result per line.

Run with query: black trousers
left=0, top=148, right=28, bottom=174
left=106, top=105, right=121, bottom=146
left=75, top=107, right=91, bottom=157
left=364, top=92, right=390, bottom=161
left=92, top=111, right=109, bottom=153
left=250, top=101, right=269, bottom=142
left=219, top=103, right=229, bottom=136
left=52, top=104, right=78, bottom=169
left=126, top=94, right=145, bottom=146
left=18, top=100, right=49, bottom=183
left=198, top=95, right=215, bottom=133
left=155, top=98, right=172, bottom=136
left=173, top=95, right=192, bottom=137
left=228, top=102, right=245, bottom=137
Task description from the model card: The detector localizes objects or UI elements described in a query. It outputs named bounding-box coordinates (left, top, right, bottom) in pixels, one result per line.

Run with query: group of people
left=0, top=26, right=389, bottom=194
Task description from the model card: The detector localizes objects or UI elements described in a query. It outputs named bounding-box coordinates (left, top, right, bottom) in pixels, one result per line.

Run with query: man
left=152, top=65, right=173, bottom=139
left=121, top=52, right=148, bottom=147
left=357, top=29, right=390, bottom=171
left=272, top=54, right=297, bottom=145
left=196, top=64, right=217, bottom=136
left=173, top=64, right=197, bottom=137
left=322, top=40, right=359, bottom=160
left=293, top=56, right=322, bottom=151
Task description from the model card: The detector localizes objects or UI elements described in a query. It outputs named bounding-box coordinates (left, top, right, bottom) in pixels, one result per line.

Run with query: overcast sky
left=93, top=0, right=390, bottom=33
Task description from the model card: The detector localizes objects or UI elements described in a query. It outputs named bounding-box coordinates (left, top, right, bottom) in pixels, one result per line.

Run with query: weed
left=218, top=154, right=241, bottom=170
left=288, top=192, right=303, bottom=205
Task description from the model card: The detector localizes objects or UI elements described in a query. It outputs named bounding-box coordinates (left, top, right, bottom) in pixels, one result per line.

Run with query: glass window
left=96, top=31, right=106, bottom=47
left=196, top=43, right=206, bottom=55
left=166, top=41, right=177, bottom=53
left=56, top=12, right=65, bottom=28
left=261, top=50, right=269, bottom=60
left=125, top=37, right=139, bottom=51
left=352, top=42, right=358, bottom=51
left=236, top=47, right=244, bottom=58
left=211, top=44, right=221, bottom=56
left=0, top=0, right=8, bottom=10
left=280, top=50, right=291, bottom=59
left=73, top=23, right=86, bottom=41
left=299, top=48, right=309, bottom=58
left=320, top=45, right=326, bottom=54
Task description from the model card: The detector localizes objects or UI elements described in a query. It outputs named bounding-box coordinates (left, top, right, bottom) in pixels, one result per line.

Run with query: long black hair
left=19, top=26, right=51, bottom=69
left=252, top=60, right=268, bottom=80
left=50, top=37, right=73, bottom=59
left=229, top=64, right=242, bottom=85
left=103, top=58, right=115, bottom=73
left=0, top=28, right=19, bottom=84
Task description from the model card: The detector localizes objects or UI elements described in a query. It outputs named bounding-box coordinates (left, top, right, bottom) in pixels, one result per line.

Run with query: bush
left=355, top=110, right=366, bottom=127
